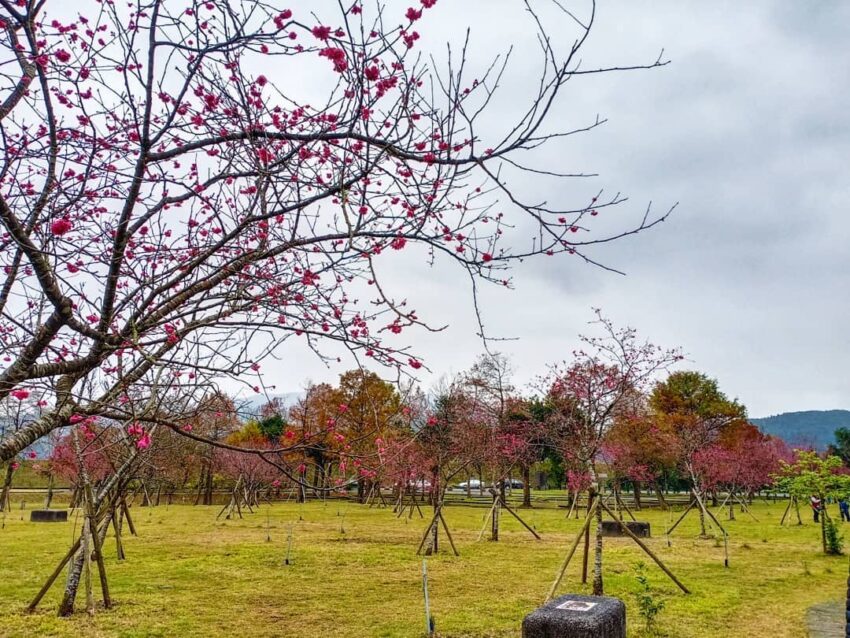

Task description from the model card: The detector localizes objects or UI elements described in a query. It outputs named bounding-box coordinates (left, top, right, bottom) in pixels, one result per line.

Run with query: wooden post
left=422, top=560, right=434, bottom=636
left=581, top=493, right=591, bottom=584
left=491, top=492, right=499, bottom=542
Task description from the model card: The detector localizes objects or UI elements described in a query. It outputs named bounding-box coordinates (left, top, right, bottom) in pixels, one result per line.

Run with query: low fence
left=7, top=486, right=785, bottom=509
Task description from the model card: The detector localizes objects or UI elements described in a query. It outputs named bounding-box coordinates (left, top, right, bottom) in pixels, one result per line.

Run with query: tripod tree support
left=599, top=500, right=690, bottom=594
left=416, top=503, right=459, bottom=557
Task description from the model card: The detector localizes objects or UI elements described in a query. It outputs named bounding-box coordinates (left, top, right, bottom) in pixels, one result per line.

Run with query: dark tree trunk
left=0, top=462, right=13, bottom=512
left=204, top=466, right=214, bottom=505
left=654, top=481, right=668, bottom=510
left=633, top=480, right=642, bottom=509
left=194, top=466, right=205, bottom=505
left=521, top=465, right=531, bottom=508
left=44, top=473, right=55, bottom=509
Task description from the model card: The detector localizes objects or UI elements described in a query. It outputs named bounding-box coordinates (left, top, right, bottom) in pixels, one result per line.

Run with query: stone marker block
left=30, top=510, right=68, bottom=522
left=522, top=594, right=626, bottom=638
left=600, top=520, right=650, bottom=538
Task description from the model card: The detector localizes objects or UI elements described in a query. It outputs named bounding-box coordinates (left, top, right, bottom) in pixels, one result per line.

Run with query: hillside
left=752, top=410, right=850, bottom=449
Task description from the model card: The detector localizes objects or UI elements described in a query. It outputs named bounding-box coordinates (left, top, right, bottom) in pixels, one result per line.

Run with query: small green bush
left=634, top=561, right=665, bottom=634
left=824, top=516, right=843, bottom=555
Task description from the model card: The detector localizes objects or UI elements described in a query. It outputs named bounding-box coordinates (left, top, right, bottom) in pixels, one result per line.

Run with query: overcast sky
left=241, top=1, right=850, bottom=417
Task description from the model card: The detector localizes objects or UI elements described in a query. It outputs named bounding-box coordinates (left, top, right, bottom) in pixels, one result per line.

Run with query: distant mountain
left=238, top=392, right=304, bottom=418
left=752, top=410, right=850, bottom=450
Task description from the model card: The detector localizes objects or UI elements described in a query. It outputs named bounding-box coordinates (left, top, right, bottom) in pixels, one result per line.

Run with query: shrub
left=824, top=516, right=843, bottom=555
left=634, top=562, right=665, bottom=634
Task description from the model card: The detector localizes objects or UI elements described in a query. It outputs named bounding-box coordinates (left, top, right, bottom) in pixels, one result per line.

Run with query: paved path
left=807, top=601, right=844, bottom=637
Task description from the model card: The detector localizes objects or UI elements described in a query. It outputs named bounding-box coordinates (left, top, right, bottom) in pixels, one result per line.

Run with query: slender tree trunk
left=194, top=466, right=205, bottom=505
left=58, top=497, right=113, bottom=615
left=697, top=494, right=707, bottom=536
left=654, top=481, right=668, bottom=510
left=0, top=463, right=13, bottom=512
left=633, top=480, right=642, bottom=509
left=522, top=465, right=531, bottom=508
left=203, top=465, right=214, bottom=505
left=58, top=512, right=112, bottom=616
left=44, top=473, right=55, bottom=509
left=591, top=487, right=604, bottom=595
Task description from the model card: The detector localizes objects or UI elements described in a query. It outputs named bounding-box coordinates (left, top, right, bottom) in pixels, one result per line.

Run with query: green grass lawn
left=0, top=496, right=845, bottom=637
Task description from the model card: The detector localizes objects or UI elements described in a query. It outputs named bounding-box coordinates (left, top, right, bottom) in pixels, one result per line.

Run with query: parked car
left=456, top=479, right=485, bottom=490
left=502, top=479, right=524, bottom=489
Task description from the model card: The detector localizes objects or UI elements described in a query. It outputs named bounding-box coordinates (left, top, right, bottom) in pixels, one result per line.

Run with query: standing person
left=839, top=497, right=850, bottom=523
left=811, top=494, right=822, bottom=523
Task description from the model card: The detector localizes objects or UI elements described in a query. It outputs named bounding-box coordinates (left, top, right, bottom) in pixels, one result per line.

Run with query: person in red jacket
left=810, top=495, right=823, bottom=523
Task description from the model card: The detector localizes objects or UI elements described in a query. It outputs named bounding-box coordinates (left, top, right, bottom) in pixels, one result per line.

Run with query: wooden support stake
left=546, top=497, right=597, bottom=602
left=666, top=500, right=697, bottom=536
left=416, top=505, right=443, bottom=555
left=477, top=499, right=497, bottom=541
left=733, top=493, right=759, bottom=522
left=501, top=500, right=541, bottom=540
left=599, top=500, right=690, bottom=595
left=779, top=498, right=792, bottom=526
left=83, top=484, right=111, bottom=608
left=439, top=512, right=460, bottom=556
left=122, top=500, right=137, bottom=536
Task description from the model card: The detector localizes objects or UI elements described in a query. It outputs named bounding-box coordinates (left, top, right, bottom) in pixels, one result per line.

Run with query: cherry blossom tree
left=0, top=0, right=671, bottom=475
left=543, top=311, right=681, bottom=596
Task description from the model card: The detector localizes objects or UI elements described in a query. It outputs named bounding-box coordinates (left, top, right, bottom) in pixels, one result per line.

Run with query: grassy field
left=0, top=495, right=846, bottom=637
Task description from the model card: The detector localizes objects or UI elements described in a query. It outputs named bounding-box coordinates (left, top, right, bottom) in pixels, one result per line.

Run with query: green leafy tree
left=827, top=427, right=850, bottom=466
left=259, top=415, right=286, bottom=441
left=774, top=452, right=850, bottom=554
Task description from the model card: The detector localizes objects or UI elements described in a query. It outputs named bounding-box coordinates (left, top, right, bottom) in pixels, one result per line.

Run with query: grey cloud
left=239, top=1, right=850, bottom=417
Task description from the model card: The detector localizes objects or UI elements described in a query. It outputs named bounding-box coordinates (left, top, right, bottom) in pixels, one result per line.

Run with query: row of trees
left=4, top=325, right=792, bottom=513
left=4, top=314, right=848, bottom=612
